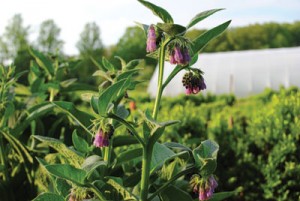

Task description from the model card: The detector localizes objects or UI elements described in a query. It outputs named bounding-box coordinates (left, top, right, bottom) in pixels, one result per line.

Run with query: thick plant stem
left=152, top=38, right=172, bottom=120
left=140, top=144, right=153, bottom=201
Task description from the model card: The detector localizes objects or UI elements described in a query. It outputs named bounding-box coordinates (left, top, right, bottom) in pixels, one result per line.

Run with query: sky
left=0, top=0, right=299, bottom=55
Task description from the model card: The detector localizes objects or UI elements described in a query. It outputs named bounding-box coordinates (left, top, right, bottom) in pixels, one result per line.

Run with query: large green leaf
left=124, top=59, right=142, bottom=70
left=193, top=140, right=219, bottom=176
left=138, top=0, right=173, bottom=23
left=53, top=101, right=94, bottom=135
left=157, top=23, right=186, bottom=36
left=192, top=20, right=231, bottom=54
left=186, top=9, right=224, bottom=29
left=33, top=193, right=64, bottom=201
left=98, top=78, right=129, bottom=116
left=112, top=135, right=139, bottom=147
left=44, top=164, right=87, bottom=186
left=72, top=130, right=90, bottom=154
left=102, top=57, right=116, bottom=72
left=160, top=185, right=193, bottom=201
left=55, top=178, right=71, bottom=198
left=115, top=147, right=143, bottom=167
left=93, top=70, right=113, bottom=82
left=151, top=143, right=175, bottom=172
left=12, top=102, right=55, bottom=137
left=117, top=68, right=142, bottom=81
left=29, top=48, right=54, bottom=76
left=34, top=135, right=84, bottom=167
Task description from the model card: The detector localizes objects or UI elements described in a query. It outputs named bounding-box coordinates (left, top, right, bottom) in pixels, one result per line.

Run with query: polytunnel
left=148, top=47, right=300, bottom=97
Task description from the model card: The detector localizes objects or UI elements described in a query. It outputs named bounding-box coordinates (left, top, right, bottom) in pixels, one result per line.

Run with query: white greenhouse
left=148, top=47, right=300, bottom=97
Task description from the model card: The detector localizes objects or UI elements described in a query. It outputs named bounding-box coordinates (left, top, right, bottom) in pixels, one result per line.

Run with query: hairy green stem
left=152, top=38, right=172, bottom=120
left=140, top=144, right=153, bottom=201
left=148, top=165, right=196, bottom=200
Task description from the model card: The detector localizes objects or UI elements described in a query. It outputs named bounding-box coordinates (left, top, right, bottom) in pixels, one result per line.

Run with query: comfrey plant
left=33, top=1, right=233, bottom=201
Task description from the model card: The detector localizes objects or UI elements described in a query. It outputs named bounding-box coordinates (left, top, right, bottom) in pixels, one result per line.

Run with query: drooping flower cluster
left=190, top=175, right=218, bottom=201
left=182, top=71, right=206, bottom=95
left=93, top=124, right=114, bottom=148
left=146, top=25, right=157, bottom=52
left=169, top=45, right=191, bottom=66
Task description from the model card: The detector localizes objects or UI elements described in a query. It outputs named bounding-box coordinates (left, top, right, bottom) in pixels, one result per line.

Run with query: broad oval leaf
left=115, top=147, right=143, bottom=167
left=187, top=9, right=224, bottom=29
left=98, top=78, right=129, bottom=116
left=34, top=135, right=84, bottom=167
left=72, top=130, right=90, bottom=154
left=44, top=164, right=87, bottom=186
left=138, top=0, right=173, bottom=23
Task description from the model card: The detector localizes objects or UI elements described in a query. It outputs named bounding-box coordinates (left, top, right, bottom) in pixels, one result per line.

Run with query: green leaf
left=12, top=102, right=55, bottom=137
left=196, top=140, right=219, bottom=159
left=164, top=142, right=192, bottom=152
left=34, top=135, right=84, bottom=167
left=151, top=143, right=175, bottom=172
left=138, top=0, right=173, bottom=23
left=102, top=57, right=116, bottom=72
left=115, top=147, right=143, bottom=167
left=124, top=59, right=142, bottom=70
left=72, top=130, right=90, bottom=154
left=29, top=48, right=54, bottom=76
left=116, top=105, right=130, bottom=119
left=55, top=178, right=71, bottom=198
left=117, top=69, right=142, bottom=81
left=112, top=135, right=139, bottom=147
left=192, top=20, right=231, bottom=54
left=53, top=101, right=94, bottom=135
left=33, top=193, right=64, bottom=201
left=160, top=185, right=193, bottom=201
left=157, top=23, right=186, bottom=36
left=91, top=57, right=105, bottom=71
left=114, top=56, right=127, bottom=68
left=192, top=140, right=219, bottom=176
left=187, top=9, right=224, bottom=29
left=98, top=78, right=128, bottom=116
left=93, top=70, right=113, bottom=82
left=85, top=160, right=107, bottom=182
left=60, top=78, right=77, bottom=88
left=44, top=164, right=87, bottom=186
left=91, top=96, right=99, bottom=114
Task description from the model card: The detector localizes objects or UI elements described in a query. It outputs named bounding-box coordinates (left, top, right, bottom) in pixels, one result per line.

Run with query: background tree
left=36, top=19, right=63, bottom=54
left=0, top=14, right=32, bottom=84
left=75, top=22, right=104, bottom=84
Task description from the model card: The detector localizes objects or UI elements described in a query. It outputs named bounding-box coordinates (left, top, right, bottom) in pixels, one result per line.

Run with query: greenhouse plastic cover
left=148, top=47, right=300, bottom=97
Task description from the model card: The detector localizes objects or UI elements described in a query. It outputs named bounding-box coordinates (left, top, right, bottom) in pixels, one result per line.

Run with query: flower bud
left=146, top=25, right=157, bottom=52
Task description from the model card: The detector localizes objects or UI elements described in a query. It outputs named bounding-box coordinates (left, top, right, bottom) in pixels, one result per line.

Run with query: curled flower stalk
left=190, top=174, right=218, bottom=201
left=93, top=124, right=114, bottom=148
left=182, top=71, right=206, bottom=95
